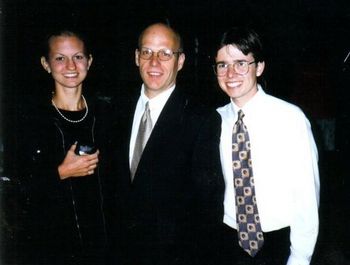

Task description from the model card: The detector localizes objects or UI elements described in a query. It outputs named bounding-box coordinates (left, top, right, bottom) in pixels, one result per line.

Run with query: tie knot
left=145, top=101, right=150, bottom=111
left=142, top=101, right=152, bottom=126
left=237, top=110, right=245, bottom=122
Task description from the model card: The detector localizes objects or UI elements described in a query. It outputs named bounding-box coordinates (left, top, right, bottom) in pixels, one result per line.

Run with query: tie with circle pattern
left=130, top=102, right=153, bottom=181
left=232, top=110, right=264, bottom=257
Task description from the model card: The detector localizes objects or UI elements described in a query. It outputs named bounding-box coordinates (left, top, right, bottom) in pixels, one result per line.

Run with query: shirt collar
left=230, top=84, right=265, bottom=116
left=140, top=84, right=176, bottom=111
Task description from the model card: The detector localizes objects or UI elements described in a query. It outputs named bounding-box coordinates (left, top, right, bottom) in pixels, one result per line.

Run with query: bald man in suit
left=107, top=22, right=224, bottom=265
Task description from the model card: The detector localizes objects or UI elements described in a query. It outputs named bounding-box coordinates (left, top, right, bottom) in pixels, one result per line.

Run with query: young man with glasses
left=108, top=22, right=224, bottom=265
left=212, top=27, right=320, bottom=265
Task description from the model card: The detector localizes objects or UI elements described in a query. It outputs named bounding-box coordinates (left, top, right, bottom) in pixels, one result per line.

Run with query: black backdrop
left=1, top=0, right=350, bottom=264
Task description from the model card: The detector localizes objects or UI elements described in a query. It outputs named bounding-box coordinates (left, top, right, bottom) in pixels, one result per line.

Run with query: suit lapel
left=149, top=89, right=186, bottom=142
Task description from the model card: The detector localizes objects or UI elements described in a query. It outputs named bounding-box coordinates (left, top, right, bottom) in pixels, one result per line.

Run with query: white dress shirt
left=129, top=84, right=175, bottom=166
left=217, top=85, right=320, bottom=265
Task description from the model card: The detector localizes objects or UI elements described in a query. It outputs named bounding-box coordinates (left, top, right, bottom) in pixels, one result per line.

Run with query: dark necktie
left=232, top=110, right=264, bottom=257
left=130, top=102, right=153, bottom=180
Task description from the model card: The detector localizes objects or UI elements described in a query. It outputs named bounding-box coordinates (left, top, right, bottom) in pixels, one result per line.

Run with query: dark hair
left=215, top=27, right=264, bottom=63
left=138, top=22, right=183, bottom=52
left=42, top=30, right=90, bottom=59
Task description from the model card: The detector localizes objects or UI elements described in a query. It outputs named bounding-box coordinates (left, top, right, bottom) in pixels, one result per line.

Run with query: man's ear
left=135, top=49, right=140, bottom=66
left=177, top=53, right=185, bottom=71
left=41, top=56, right=51, bottom=73
left=256, top=61, right=265, bottom=77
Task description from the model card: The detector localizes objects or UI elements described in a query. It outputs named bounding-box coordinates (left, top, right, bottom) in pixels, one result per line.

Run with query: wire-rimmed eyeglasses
left=138, top=47, right=182, bottom=61
left=213, top=61, right=256, bottom=76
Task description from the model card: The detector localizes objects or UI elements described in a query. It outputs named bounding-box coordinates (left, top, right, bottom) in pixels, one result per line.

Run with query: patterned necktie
left=130, top=102, right=153, bottom=180
left=232, top=110, right=264, bottom=257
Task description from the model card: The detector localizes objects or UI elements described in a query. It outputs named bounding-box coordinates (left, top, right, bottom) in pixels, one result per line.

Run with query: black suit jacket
left=108, top=87, right=224, bottom=265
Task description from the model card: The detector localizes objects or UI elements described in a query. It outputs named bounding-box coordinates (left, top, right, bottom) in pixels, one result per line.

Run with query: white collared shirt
left=129, top=84, right=175, bottom=166
left=217, top=85, right=320, bottom=265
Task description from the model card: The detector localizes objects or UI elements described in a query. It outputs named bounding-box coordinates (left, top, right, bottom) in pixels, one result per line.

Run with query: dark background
left=1, top=0, right=349, bottom=264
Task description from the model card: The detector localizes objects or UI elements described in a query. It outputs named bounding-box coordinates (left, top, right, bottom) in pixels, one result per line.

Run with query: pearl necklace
left=51, top=95, right=88, bottom=123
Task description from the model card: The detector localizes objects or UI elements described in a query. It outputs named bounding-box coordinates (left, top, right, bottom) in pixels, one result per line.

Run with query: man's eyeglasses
left=138, top=47, right=182, bottom=61
left=213, top=61, right=256, bottom=76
